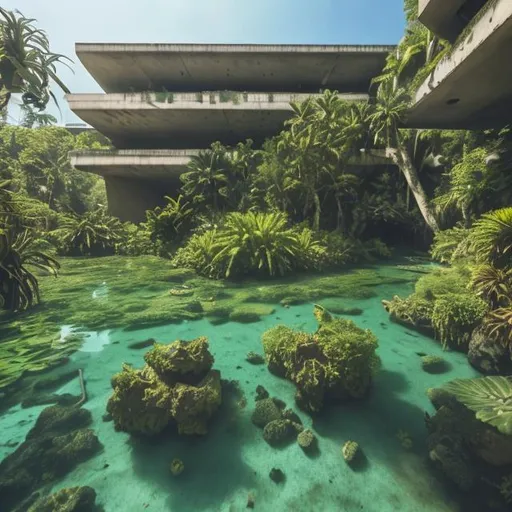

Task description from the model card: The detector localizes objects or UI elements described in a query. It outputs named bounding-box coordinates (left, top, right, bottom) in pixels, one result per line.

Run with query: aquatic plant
left=383, top=294, right=433, bottom=328
left=499, top=475, right=512, bottom=504
left=431, top=293, right=488, bottom=349
left=469, top=207, right=512, bottom=268
left=261, top=306, right=379, bottom=413
left=107, top=337, right=222, bottom=436
left=396, top=429, right=413, bottom=449
left=442, top=376, right=512, bottom=435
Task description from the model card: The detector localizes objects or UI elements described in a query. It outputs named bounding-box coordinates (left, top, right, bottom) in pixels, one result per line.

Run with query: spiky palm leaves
left=51, top=208, right=125, bottom=256
left=470, top=207, right=512, bottom=268
left=213, top=211, right=301, bottom=277
left=0, top=8, right=71, bottom=112
left=0, top=180, right=59, bottom=311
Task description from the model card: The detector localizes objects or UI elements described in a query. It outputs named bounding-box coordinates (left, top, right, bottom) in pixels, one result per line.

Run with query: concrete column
left=104, top=176, right=168, bottom=223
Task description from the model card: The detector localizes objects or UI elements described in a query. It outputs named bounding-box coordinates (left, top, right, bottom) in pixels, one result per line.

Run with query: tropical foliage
left=0, top=7, right=71, bottom=112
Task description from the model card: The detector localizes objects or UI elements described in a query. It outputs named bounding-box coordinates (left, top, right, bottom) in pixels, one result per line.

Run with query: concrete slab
left=75, top=43, right=394, bottom=94
left=419, top=0, right=470, bottom=41
left=70, top=148, right=391, bottom=180
left=67, top=91, right=368, bottom=149
left=408, top=0, right=512, bottom=129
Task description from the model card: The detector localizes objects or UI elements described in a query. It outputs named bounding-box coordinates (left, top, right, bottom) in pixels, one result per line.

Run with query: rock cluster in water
left=426, top=386, right=512, bottom=511
left=25, top=486, right=98, bottom=512
left=107, top=336, right=222, bottom=436
left=0, top=405, right=102, bottom=512
left=262, top=305, right=380, bottom=413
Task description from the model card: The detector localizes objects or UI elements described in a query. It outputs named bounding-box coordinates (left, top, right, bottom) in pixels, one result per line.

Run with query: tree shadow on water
left=129, top=384, right=257, bottom=511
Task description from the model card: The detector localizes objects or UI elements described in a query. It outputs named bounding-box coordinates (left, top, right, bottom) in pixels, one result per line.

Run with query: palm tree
left=369, top=82, right=439, bottom=232
left=0, top=8, right=71, bottom=113
left=180, top=145, right=229, bottom=212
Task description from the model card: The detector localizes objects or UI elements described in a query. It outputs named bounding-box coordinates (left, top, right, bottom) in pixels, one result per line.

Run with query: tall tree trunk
left=387, top=143, right=439, bottom=232
left=335, top=193, right=344, bottom=233
left=312, top=190, right=321, bottom=231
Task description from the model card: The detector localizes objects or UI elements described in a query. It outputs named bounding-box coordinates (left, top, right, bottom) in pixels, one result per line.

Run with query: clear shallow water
left=0, top=267, right=479, bottom=512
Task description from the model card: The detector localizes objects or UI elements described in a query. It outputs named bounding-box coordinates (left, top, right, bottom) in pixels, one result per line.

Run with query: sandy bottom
left=0, top=278, right=479, bottom=512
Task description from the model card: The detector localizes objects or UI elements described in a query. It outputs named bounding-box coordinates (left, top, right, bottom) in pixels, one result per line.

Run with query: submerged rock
left=246, top=352, right=265, bottom=365
left=128, top=338, right=156, bottom=350
left=26, top=486, right=97, bottom=512
left=255, top=385, right=269, bottom=401
left=0, top=406, right=102, bottom=512
left=170, top=458, right=184, bottom=476
left=297, top=429, right=316, bottom=451
left=107, top=337, right=222, bottom=437
left=262, top=306, right=379, bottom=413
left=263, top=419, right=297, bottom=446
left=467, top=326, right=512, bottom=375
left=426, top=384, right=512, bottom=510
left=421, top=355, right=449, bottom=374
left=251, top=398, right=282, bottom=428
left=269, top=467, right=285, bottom=483
left=342, top=441, right=360, bottom=464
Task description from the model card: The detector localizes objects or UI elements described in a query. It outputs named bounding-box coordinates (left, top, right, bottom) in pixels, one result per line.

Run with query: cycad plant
left=0, top=180, right=59, bottom=311
left=470, top=207, right=512, bottom=268
left=213, top=211, right=301, bottom=277
left=0, top=8, right=71, bottom=112
left=51, top=207, right=125, bottom=256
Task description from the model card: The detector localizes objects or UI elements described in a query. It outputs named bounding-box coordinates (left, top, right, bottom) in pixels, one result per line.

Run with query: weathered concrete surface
left=419, top=0, right=472, bottom=41
left=67, top=92, right=367, bottom=149
left=408, top=0, right=512, bottom=129
left=75, top=43, right=394, bottom=94
left=72, top=149, right=391, bottom=222
left=104, top=175, right=171, bottom=223
left=70, top=149, right=390, bottom=180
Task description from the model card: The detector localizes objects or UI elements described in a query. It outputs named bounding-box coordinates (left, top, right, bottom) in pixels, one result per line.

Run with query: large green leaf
left=442, top=376, right=512, bottom=435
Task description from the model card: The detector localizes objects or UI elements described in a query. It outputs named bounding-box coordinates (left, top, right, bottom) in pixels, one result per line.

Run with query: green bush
left=432, top=293, right=488, bottom=349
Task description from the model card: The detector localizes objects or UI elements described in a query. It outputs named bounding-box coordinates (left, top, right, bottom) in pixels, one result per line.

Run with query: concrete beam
left=72, top=148, right=391, bottom=222
left=70, top=148, right=391, bottom=180
left=407, top=0, right=512, bottom=129
left=66, top=91, right=368, bottom=149
left=75, top=43, right=394, bottom=94
left=418, top=0, right=468, bottom=41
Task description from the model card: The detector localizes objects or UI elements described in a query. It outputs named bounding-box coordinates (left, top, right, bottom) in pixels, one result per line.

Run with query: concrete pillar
left=104, top=176, right=168, bottom=223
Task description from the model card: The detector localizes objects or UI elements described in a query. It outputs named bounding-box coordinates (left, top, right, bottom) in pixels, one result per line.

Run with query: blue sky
left=4, top=0, right=406, bottom=124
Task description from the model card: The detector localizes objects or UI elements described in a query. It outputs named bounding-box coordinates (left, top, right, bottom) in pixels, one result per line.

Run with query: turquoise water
left=0, top=267, right=479, bottom=511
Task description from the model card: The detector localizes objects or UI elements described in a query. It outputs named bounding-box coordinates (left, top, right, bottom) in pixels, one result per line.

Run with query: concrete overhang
left=419, top=0, right=468, bottom=41
left=407, top=0, right=512, bottom=129
left=66, top=91, right=368, bottom=149
left=75, top=43, right=395, bottom=94
left=70, top=149, right=392, bottom=181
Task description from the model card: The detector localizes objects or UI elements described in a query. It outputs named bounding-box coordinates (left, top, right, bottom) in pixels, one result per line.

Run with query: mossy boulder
left=262, top=306, right=379, bottom=413
left=27, top=486, right=97, bottom=512
left=342, top=441, right=360, bottom=464
left=421, top=355, right=449, bottom=374
left=297, top=429, right=316, bottom=451
left=0, top=406, right=101, bottom=512
left=263, top=419, right=297, bottom=446
left=107, top=337, right=222, bottom=437
left=229, top=304, right=275, bottom=324
left=251, top=398, right=282, bottom=428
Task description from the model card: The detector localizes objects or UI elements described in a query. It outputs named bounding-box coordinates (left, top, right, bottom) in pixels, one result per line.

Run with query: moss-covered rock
left=251, top=398, right=282, bottom=428
left=426, top=383, right=512, bottom=509
left=262, top=306, right=379, bottom=413
left=297, top=429, right=316, bottom=451
left=263, top=419, right=297, bottom=446
left=107, top=337, right=222, bottom=437
left=421, top=355, right=449, bottom=374
left=342, top=440, right=360, bottom=464
left=27, top=486, right=97, bottom=512
left=246, top=352, right=265, bottom=365
left=0, top=406, right=101, bottom=512
left=144, top=337, right=213, bottom=384
left=229, top=304, right=275, bottom=324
